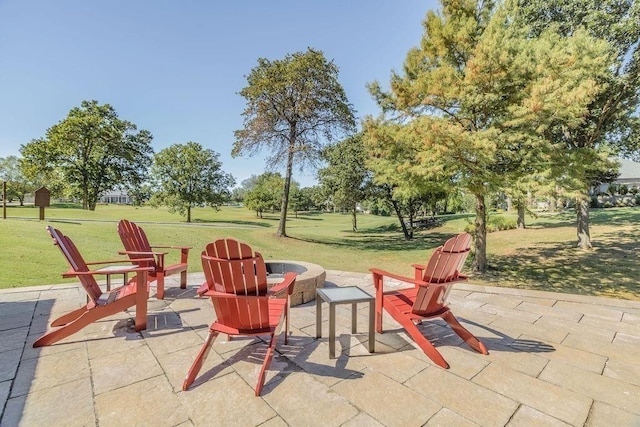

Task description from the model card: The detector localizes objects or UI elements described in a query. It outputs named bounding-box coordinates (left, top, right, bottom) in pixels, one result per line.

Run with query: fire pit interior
left=265, top=260, right=325, bottom=306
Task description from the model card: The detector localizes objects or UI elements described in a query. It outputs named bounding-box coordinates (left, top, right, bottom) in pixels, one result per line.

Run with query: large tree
left=233, top=48, right=356, bottom=237
left=511, top=0, right=640, bottom=249
left=318, top=134, right=371, bottom=231
left=364, top=0, right=611, bottom=271
left=149, top=142, right=235, bottom=222
left=20, top=100, right=153, bottom=210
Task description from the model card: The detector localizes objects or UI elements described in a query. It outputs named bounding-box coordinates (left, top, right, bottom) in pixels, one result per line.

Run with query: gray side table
left=316, top=286, right=375, bottom=358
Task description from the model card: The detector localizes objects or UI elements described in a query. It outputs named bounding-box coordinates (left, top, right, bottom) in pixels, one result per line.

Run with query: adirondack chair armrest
left=411, top=263, right=428, bottom=282
left=150, top=245, right=191, bottom=263
left=369, top=268, right=427, bottom=291
left=150, top=245, right=191, bottom=250
left=61, top=266, right=154, bottom=278
left=85, top=258, right=155, bottom=266
left=267, top=272, right=297, bottom=296
left=411, top=263, right=427, bottom=271
left=119, top=250, right=166, bottom=268
left=119, top=250, right=166, bottom=256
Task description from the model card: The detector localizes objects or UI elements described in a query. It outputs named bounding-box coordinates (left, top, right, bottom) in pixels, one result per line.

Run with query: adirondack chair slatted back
left=47, top=226, right=103, bottom=304
left=117, top=219, right=156, bottom=268
left=202, top=253, right=271, bottom=331
left=203, top=239, right=268, bottom=295
left=412, top=233, right=472, bottom=316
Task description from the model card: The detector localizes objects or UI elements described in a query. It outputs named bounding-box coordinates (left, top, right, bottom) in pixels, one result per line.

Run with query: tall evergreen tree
left=364, top=0, right=610, bottom=271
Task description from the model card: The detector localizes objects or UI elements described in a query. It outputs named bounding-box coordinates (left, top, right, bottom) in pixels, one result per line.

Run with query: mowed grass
left=1, top=204, right=638, bottom=300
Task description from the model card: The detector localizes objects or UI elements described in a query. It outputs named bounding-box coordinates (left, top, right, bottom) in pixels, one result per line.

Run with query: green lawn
left=1, top=203, right=638, bottom=300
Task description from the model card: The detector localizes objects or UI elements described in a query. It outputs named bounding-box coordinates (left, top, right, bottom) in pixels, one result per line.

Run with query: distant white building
left=100, top=190, right=131, bottom=204
left=599, top=158, right=640, bottom=193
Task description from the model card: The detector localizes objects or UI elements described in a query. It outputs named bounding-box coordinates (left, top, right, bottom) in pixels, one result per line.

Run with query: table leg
left=351, top=302, right=358, bottom=333
left=329, top=303, right=336, bottom=359
left=316, top=295, right=322, bottom=338
left=368, top=300, right=375, bottom=353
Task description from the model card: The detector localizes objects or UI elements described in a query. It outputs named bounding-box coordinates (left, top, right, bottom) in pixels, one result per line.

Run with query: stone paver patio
left=1, top=271, right=639, bottom=426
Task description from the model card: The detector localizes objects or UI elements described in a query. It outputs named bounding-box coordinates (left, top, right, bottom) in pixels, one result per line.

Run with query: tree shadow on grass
left=471, top=228, right=640, bottom=299
left=291, top=231, right=458, bottom=252
left=529, top=208, right=640, bottom=229
left=191, top=218, right=272, bottom=228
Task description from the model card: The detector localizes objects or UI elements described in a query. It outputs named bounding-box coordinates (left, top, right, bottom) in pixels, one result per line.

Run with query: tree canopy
left=364, top=0, right=612, bottom=271
left=233, top=47, right=356, bottom=237
left=20, top=100, right=153, bottom=210
left=149, top=142, right=235, bottom=222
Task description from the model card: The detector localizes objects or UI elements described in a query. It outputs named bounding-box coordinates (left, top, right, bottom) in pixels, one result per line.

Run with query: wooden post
left=2, top=181, right=6, bottom=219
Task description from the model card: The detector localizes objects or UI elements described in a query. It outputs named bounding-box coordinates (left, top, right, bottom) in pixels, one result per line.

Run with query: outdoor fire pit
left=265, top=260, right=325, bottom=306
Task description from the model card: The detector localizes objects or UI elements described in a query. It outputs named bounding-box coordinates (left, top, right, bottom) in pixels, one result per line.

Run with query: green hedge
left=465, top=215, right=517, bottom=234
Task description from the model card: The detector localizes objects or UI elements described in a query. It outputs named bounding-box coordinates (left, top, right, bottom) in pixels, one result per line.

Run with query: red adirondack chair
left=183, top=238, right=297, bottom=396
left=33, top=226, right=153, bottom=347
left=369, top=232, right=488, bottom=368
left=117, top=219, right=191, bottom=300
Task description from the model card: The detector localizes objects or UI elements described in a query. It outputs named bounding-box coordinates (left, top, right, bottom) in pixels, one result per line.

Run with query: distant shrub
left=464, top=215, right=517, bottom=234
left=603, top=201, right=613, bottom=208
left=619, top=184, right=629, bottom=195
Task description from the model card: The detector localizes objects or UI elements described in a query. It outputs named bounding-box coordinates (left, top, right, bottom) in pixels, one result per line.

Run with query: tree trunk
left=472, top=193, right=487, bottom=272
left=187, top=205, right=191, bottom=223
left=391, top=199, right=412, bottom=240
left=88, top=193, right=97, bottom=211
left=277, top=131, right=296, bottom=237
left=517, top=204, right=525, bottom=229
left=576, top=197, right=592, bottom=249
left=351, top=204, right=357, bottom=231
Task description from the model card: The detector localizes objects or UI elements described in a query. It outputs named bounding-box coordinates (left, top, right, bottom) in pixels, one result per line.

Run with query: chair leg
left=441, top=311, right=488, bottom=355
left=255, top=332, right=278, bottom=396
left=34, top=308, right=102, bottom=347
left=284, top=302, right=290, bottom=345
left=373, top=275, right=384, bottom=333
left=135, top=273, right=148, bottom=332
left=156, top=273, right=165, bottom=300
left=50, top=305, right=90, bottom=327
left=34, top=294, right=141, bottom=347
left=180, top=270, right=187, bottom=289
left=375, top=294, right=384, bottom=333
left=397, top=316, right=449, bottom=368
left=182, top=330, right=219, bottom=391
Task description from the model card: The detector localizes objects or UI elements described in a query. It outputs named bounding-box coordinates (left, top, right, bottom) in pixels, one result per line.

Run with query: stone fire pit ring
left=265, top=260, right=325, bottom=306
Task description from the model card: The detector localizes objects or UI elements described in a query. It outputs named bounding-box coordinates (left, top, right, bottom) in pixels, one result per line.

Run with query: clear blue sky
left=0, top=1, right=439, bottom=187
